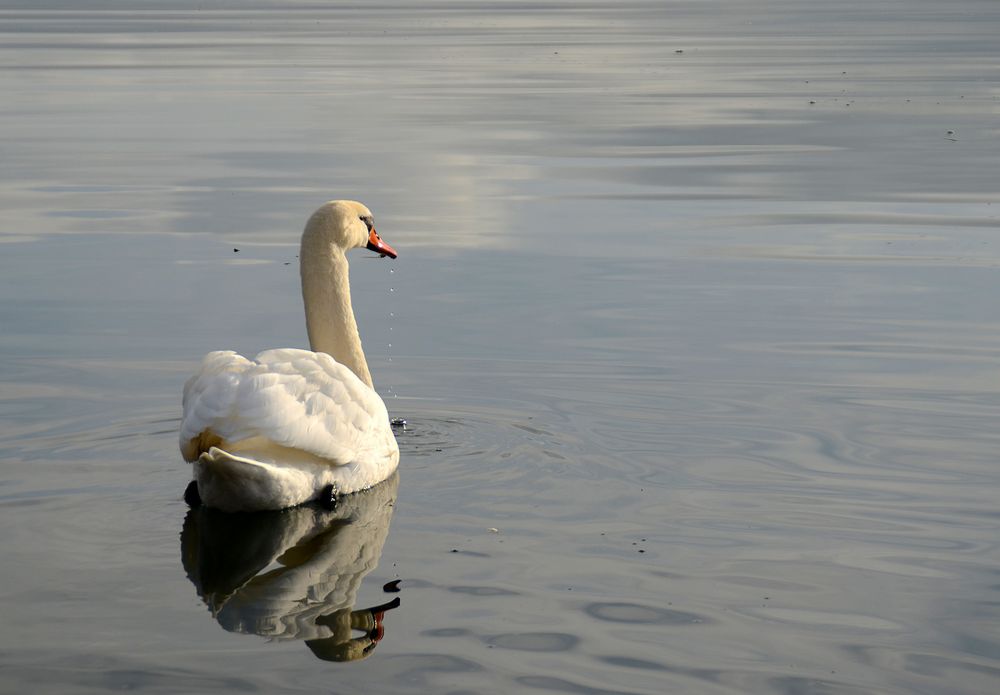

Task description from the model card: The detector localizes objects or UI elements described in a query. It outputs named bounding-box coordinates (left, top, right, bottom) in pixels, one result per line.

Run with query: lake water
left=2, top=1, right=1000, bottom=693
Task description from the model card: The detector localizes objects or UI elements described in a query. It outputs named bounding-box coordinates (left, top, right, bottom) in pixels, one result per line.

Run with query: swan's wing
left=239, top=348, right=394, bottom=463
left=180, top=348, right=394, bottom=465
left=180, top=351, right=255, bottom=459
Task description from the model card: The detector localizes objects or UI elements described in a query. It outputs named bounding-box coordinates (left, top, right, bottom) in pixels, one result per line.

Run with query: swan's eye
left=360, top=215, right=374, bottom=232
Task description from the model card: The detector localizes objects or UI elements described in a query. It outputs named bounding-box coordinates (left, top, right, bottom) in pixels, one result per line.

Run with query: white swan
left=179, top=200, right=400, bottom=512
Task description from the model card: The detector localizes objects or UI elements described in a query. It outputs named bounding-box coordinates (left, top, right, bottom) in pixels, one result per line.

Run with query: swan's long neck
left=300, top=239, right=374, bottom=388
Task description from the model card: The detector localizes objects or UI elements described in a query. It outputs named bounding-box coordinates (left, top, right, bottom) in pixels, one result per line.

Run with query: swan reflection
left=181, top=473, right=399, bottom=662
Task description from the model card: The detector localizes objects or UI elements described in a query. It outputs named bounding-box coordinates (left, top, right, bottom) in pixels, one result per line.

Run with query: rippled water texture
left=2, top=1, right=1000, bottom=693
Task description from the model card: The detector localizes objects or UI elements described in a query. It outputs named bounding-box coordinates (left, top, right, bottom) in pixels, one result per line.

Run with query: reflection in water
left=180, top=474, right=399, bottom=662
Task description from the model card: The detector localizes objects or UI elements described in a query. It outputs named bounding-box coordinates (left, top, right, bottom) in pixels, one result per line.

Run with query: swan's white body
left=180, top=201, right=399, bottom=512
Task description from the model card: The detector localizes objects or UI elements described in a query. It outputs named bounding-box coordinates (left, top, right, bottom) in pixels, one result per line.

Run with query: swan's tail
left=194, top=447, right=315, bottom=512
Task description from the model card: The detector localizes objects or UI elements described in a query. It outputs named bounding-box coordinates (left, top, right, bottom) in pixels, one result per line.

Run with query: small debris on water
left=383, top=579, right=402, bottom=593
left=391, top=417, right=407, bottom=430
left=487, top=527, right=499, bottom=534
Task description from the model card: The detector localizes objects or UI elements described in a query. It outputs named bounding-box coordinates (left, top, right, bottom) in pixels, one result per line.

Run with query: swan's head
left=304, top=200, right=397, bottom=259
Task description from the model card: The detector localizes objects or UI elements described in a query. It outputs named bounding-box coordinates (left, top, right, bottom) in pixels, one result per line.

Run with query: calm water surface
left=2, top=2, right=1000, bottom=693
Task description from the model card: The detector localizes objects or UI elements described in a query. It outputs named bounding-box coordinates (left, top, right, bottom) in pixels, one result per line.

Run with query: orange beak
left=366, top=228, right=397, bottom=259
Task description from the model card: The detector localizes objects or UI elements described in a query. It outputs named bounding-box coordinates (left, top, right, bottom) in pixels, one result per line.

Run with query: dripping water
left=386, top=266, right=397, bottom=400
left=386, top=267, right=407, bottom=431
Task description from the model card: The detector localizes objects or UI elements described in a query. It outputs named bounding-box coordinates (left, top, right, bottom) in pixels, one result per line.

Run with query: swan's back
left=180, top=349, right=398, bottom=470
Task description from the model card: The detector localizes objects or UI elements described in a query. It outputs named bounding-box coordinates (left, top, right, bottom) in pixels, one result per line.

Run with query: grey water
left=2, top=1, right=1000, bottom=693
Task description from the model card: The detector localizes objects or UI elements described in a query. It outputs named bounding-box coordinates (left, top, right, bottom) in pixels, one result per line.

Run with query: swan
left=179, top=200, right=400, bottom=512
